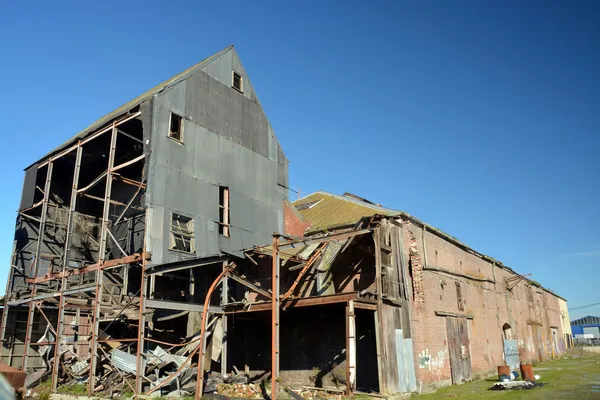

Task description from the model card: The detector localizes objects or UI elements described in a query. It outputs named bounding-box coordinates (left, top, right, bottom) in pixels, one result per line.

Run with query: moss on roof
left=293, top=192, right=397, bottom=233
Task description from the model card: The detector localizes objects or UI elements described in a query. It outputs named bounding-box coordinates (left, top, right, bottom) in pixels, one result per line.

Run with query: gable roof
left=29, top=45, right=286, bottom=169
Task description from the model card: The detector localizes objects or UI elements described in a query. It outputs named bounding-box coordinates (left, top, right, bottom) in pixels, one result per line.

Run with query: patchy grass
left=413, top=355, right=600, bottom=399
left=57, top=383, right=88, bottom=395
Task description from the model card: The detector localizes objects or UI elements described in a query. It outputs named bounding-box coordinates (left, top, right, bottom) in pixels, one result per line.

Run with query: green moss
left=57, top=383, right=88, bottom=395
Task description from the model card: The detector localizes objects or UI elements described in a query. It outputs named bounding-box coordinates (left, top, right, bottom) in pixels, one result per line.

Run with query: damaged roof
left=293, top=192, right=398, bottom=233
left=293, top=191, right=565, bottom=301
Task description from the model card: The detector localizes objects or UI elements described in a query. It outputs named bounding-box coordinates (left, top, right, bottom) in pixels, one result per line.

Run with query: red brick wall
left=283, top=201, right=311, bottom=236
left=401, top=220, right=565, bottom=389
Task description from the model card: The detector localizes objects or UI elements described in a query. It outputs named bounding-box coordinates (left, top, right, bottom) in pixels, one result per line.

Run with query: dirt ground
left=413, top=351, right=600, bottom=400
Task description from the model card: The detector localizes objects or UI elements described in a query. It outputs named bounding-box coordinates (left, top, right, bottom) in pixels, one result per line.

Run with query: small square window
left=232, top=71, right=243, bottom=92
left=169, top=113, right=183, bottom=142
left=219, top=186, right=230, bottom=237
left=170, top=213, right=195, bottom=253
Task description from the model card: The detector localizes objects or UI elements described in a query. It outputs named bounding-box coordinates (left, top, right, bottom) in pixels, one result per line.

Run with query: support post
left=89, top=125, right=118, bottom=395
left=52, top=143, right=82, bottom=390
left=135, top=260, right=147, bottom=397
left=271, top=236, right=280, bottom=399
left=23, top=161, right=53, bottom=370
left=373, top=228, right=386, bottom=394
left=221, top=262, right=229, bottom=376
left=195, top=266, right=229, bottom=399
left=345, top=300, right=356, bottom=395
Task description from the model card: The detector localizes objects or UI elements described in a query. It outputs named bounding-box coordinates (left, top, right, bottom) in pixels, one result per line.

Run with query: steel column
left=221, top=261, right=229, bottom=376
left=89, top=125, right=118, bottom=394
left=23, top=162, right=53, bottom=370
left=52, top=144, right=82, bottom=390
left=271, top=236, right=280, bottom=399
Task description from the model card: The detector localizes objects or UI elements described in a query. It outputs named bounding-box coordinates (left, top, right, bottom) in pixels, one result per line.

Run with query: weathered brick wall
left=283, top=200, right=311, bottom=236
left=402, top=219, right=566, bottom=390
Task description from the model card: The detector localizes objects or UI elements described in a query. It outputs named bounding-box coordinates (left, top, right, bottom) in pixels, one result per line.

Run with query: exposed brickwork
left=283, top=200, right=312, bottom=236
left=403, top=220, right=566, bottom=390
left=407, top=224, right=425, bottom=304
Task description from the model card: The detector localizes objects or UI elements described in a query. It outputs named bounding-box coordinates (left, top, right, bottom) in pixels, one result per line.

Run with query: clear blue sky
left=0, top=1, right=598, bottom=319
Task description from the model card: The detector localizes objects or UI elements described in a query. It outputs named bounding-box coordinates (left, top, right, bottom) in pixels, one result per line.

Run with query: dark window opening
left=170, top=213, right=195, bottom=253
left=169, top=113, right=183, bottom=142
left=219, top=186, right=230, bottom=237
left=456, top=281, right=464, bottom=311
left=232, top=72, right=243, bottom=92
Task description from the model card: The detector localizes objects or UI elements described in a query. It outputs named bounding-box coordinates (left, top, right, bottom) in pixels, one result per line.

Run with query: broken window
left=456, top=281, right=464, bottom=311
left=169, top=213, right=195, bottom=253
left=219, top=186, right=230, bottom=237
left=169, top=112, right=183, bottom=142
left=232, top=71, right=243, bottom=92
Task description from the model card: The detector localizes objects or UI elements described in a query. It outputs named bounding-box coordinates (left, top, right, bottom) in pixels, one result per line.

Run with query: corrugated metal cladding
left=145, top=51, right=287, bottom=265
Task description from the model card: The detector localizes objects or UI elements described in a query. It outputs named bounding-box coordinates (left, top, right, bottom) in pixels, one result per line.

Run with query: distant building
left=571, top=316, right=600, bottom=338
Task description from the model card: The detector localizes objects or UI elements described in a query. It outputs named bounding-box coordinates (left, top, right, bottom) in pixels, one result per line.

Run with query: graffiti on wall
left=418, top=348, right=447, bottom=372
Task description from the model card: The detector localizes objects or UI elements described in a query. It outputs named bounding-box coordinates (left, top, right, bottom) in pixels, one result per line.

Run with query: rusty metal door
left=446, top=317, right=472, bottom=384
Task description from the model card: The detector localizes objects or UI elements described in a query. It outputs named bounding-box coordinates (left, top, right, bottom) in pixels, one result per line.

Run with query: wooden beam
left=227, top=273, right=272, bottom=299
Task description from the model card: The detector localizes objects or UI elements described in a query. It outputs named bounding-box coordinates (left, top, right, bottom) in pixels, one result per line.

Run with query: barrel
left=520, top=363, right=535, bottom=381
left=497, top=365, right=511, bottom=380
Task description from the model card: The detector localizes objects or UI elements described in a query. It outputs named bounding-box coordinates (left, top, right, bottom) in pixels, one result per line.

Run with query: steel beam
left=277, top=228, right=372, bottom=251
left=145, top=299, right=223, bottom=314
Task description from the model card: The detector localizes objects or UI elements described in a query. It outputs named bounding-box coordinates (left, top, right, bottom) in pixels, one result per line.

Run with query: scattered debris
left=491, top=380, right=547, bottom=390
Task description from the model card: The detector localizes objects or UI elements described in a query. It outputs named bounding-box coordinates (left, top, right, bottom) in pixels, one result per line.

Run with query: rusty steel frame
left=195, top=263, right=234, bottom=399
left=281, top=243, right=325, bottom=301
left=0, top=111, right=147, bottom=391
left=22, top=161, right=54, bottom=370
left=271, top=236, right=280, bottom=399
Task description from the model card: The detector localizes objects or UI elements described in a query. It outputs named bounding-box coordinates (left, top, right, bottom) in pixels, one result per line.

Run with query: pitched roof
left=292, top=191, right=566, bottom=301
left=29, top=45, right=235, bottom=168
left=292, top=191, right=398, bottom=233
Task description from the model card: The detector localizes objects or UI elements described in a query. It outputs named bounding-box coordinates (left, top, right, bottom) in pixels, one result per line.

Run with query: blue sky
left=0, top=1, right=598, bottom=319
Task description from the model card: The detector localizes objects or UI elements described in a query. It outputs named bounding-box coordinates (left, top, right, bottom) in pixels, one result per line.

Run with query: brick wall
left=283, top=200, right=311, bottom=236
left=402, top=220, right=565, bottom=390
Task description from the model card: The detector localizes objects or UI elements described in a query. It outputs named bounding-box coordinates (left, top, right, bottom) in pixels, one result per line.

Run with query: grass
left=412, top=354, right=600, bottom=400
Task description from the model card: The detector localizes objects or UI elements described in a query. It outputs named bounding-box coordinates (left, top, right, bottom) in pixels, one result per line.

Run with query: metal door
left=503, top=339, right=519, bottom=370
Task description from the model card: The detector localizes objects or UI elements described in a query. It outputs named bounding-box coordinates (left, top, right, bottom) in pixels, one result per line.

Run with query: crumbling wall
left=405, top=220, right=566, bottom=390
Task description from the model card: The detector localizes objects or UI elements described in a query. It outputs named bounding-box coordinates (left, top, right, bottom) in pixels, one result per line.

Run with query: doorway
left=446, top=317, right=472, bottom=384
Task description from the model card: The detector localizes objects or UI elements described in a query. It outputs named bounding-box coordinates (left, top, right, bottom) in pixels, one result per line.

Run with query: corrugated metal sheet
left=146, top=62, right=285, bottom=265
left=111, top=349, right=145, bottom=374
left=395, top=329, right=417, bottom=393
left=150, top=346, right=187, bottom=367
left=28, top=46, right=234, bottom=169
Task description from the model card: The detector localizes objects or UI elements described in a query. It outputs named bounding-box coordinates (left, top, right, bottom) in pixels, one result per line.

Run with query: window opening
left=169, top=113, right=183, bottom=142
left=170, top=213, right=195, bottom=253
left=232, top=71, right=243, bottom=92
left=219, top=186, right=230, bottom=237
